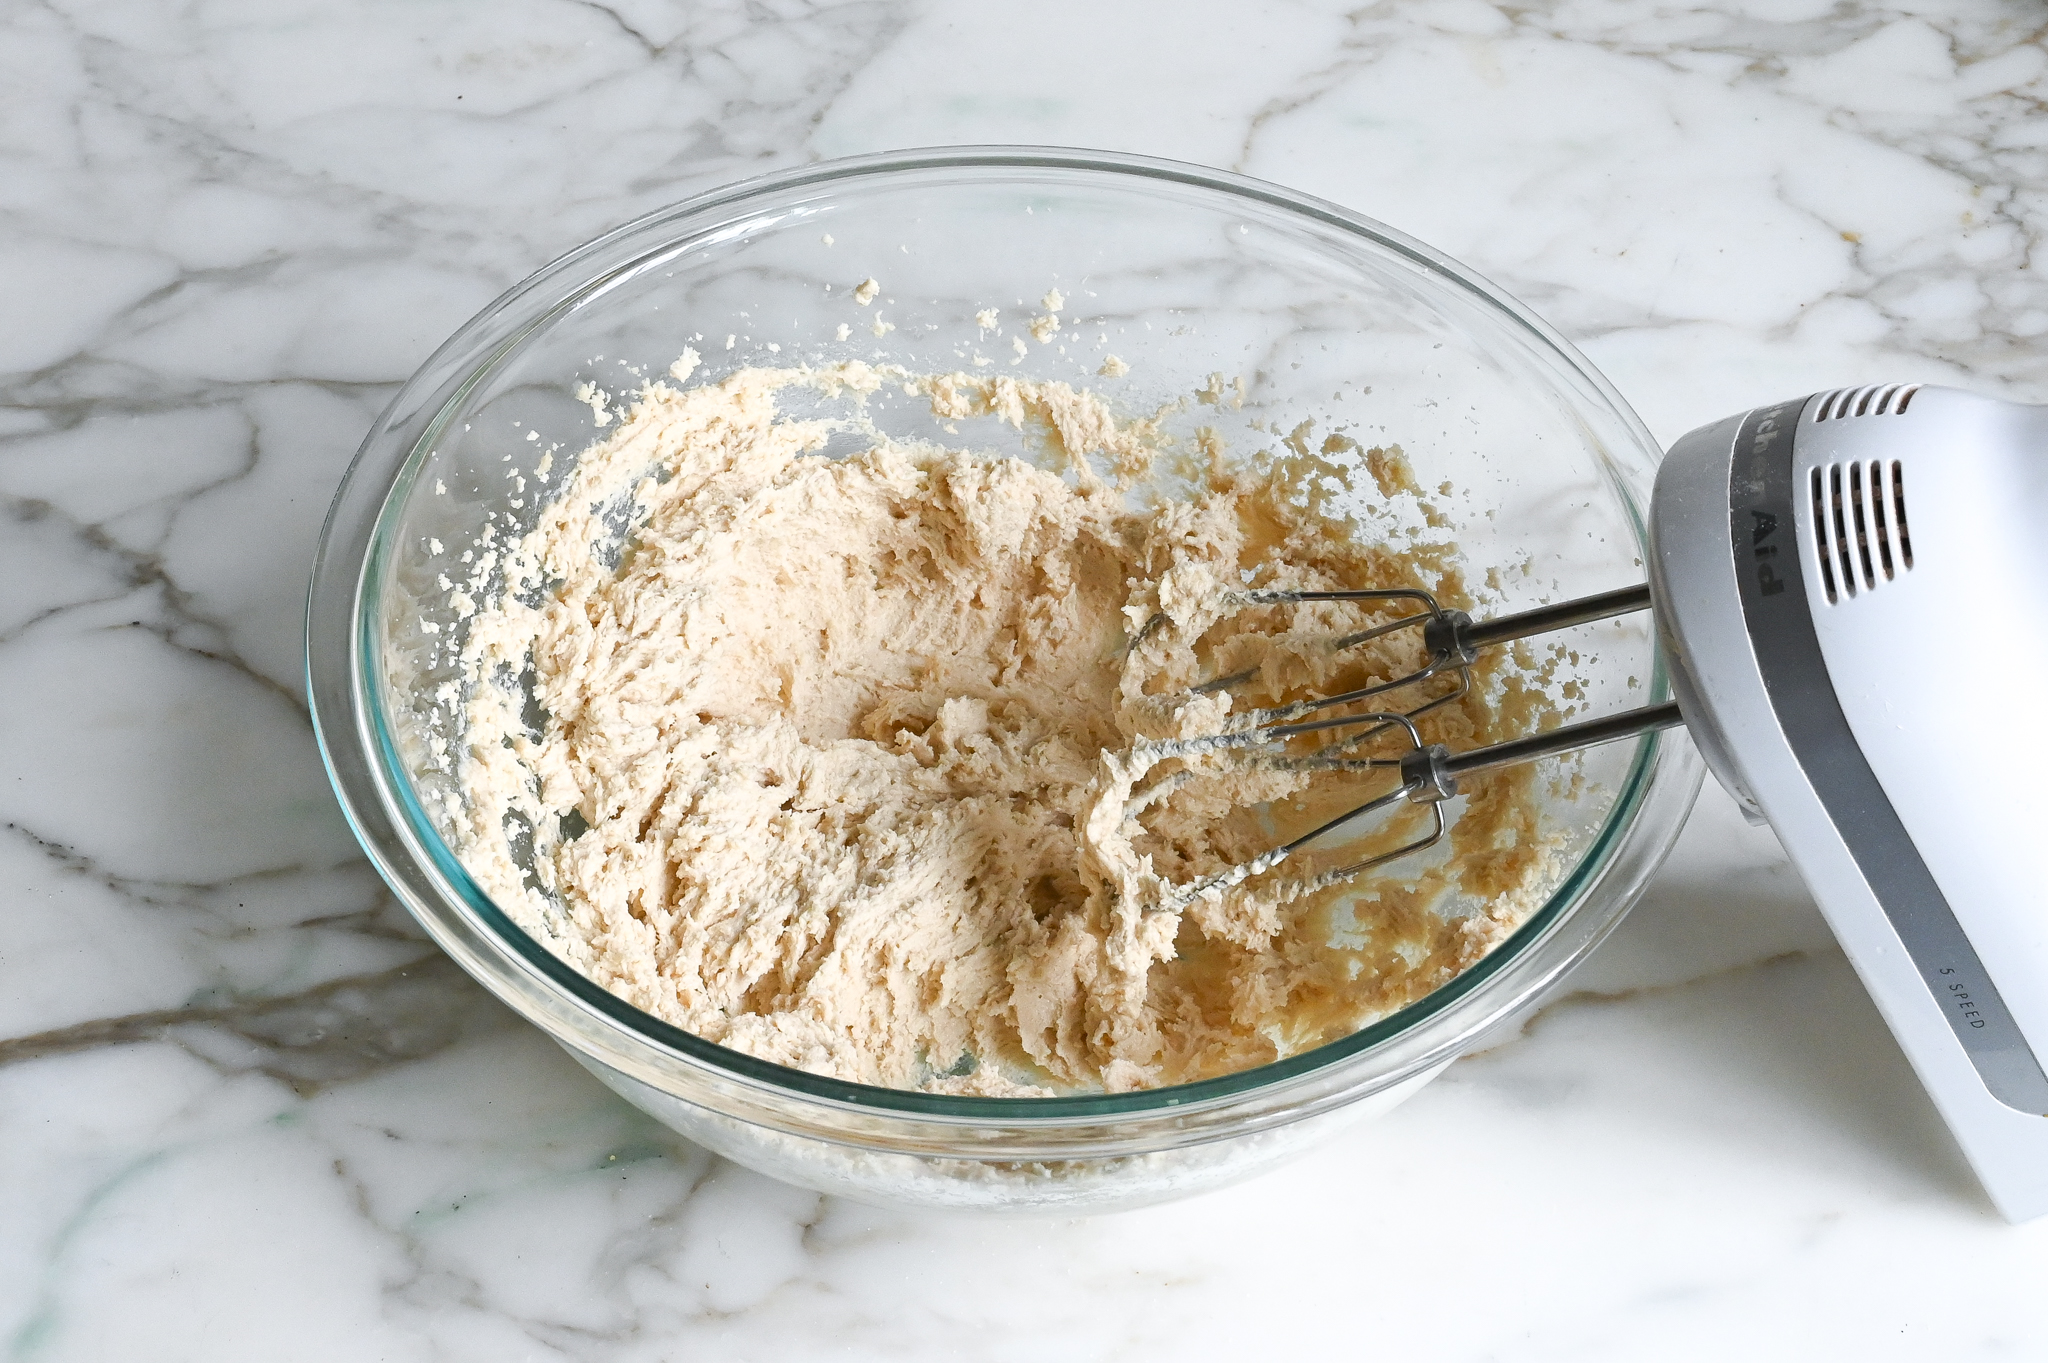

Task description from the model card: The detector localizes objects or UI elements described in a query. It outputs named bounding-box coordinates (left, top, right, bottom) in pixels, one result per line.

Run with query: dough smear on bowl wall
left=450, top=358, right=1576, bottom=1096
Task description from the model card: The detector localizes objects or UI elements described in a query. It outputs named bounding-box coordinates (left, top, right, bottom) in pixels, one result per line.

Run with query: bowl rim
left=309, top=143, right=1699, bottom=1127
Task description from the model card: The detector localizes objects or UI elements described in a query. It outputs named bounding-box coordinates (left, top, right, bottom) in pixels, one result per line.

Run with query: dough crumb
left=1028, top=288, right=1064, bottom=343
left=852, top=277, right=880, bottom=305
left=1367, top=443, right=1423, bottom=498
left=572, top=381, right=612, bottom=426
left=1098, top=354, right=1129, bottom=377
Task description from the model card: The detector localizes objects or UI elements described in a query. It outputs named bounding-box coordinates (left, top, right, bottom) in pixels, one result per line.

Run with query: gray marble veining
left=4, top=1, right=2047, bottom=1357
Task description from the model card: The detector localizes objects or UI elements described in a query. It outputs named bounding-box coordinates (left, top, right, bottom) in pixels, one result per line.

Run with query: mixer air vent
left=1812, top=383, right=1920, bottom=421
left=1809, top=459, right=1913, bottom=604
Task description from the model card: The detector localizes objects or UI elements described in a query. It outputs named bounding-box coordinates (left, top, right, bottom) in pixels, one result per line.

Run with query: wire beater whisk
left=1123, top=582, right=1682, bottom=904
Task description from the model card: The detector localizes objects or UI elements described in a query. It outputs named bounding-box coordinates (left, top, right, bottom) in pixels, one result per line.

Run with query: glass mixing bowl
left=308, top=147, right=1703, bottom=1212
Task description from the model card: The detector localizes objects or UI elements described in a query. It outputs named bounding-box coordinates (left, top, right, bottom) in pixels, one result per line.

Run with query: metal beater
left=1137, top=581, right=1679, bottom=901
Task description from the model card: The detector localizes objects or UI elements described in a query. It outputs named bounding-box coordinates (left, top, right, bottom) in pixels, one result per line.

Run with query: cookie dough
left=453, top=363, right=1563, bottom=1094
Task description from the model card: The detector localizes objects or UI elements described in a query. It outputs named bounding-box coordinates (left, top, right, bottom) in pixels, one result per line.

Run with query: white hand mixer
left=1166, top=383, right=2048, bottom=1221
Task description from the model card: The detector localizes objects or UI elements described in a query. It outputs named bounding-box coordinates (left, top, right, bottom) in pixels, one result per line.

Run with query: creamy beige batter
left=454, top=363, right=1562, bottom=1095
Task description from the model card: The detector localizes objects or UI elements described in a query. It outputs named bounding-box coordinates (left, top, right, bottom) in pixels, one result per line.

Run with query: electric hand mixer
left=1157, top=383, right=2048, bottom=1222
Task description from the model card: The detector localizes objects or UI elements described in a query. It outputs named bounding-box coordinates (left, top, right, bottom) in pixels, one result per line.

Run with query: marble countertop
left=5, top=0, right=2046, bottom=1357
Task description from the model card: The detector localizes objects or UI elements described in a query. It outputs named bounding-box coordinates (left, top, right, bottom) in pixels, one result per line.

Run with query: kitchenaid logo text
left=1749, top=508, right=1785, bottom=596
left=1745, top=407, right=1788, bottom=597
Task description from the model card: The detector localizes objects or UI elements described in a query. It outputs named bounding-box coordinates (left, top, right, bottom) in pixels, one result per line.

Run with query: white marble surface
left=4, top=0, right=2046, bottom=1356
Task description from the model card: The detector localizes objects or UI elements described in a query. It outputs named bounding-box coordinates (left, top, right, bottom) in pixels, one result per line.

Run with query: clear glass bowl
left=307, top=147, right=1703, bottom=1212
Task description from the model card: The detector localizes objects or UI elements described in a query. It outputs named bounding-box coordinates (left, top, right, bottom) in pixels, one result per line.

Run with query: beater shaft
left=1433, top=697, right=1683, bottom=784
left=1458, top=582, right=1653, bottom=651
